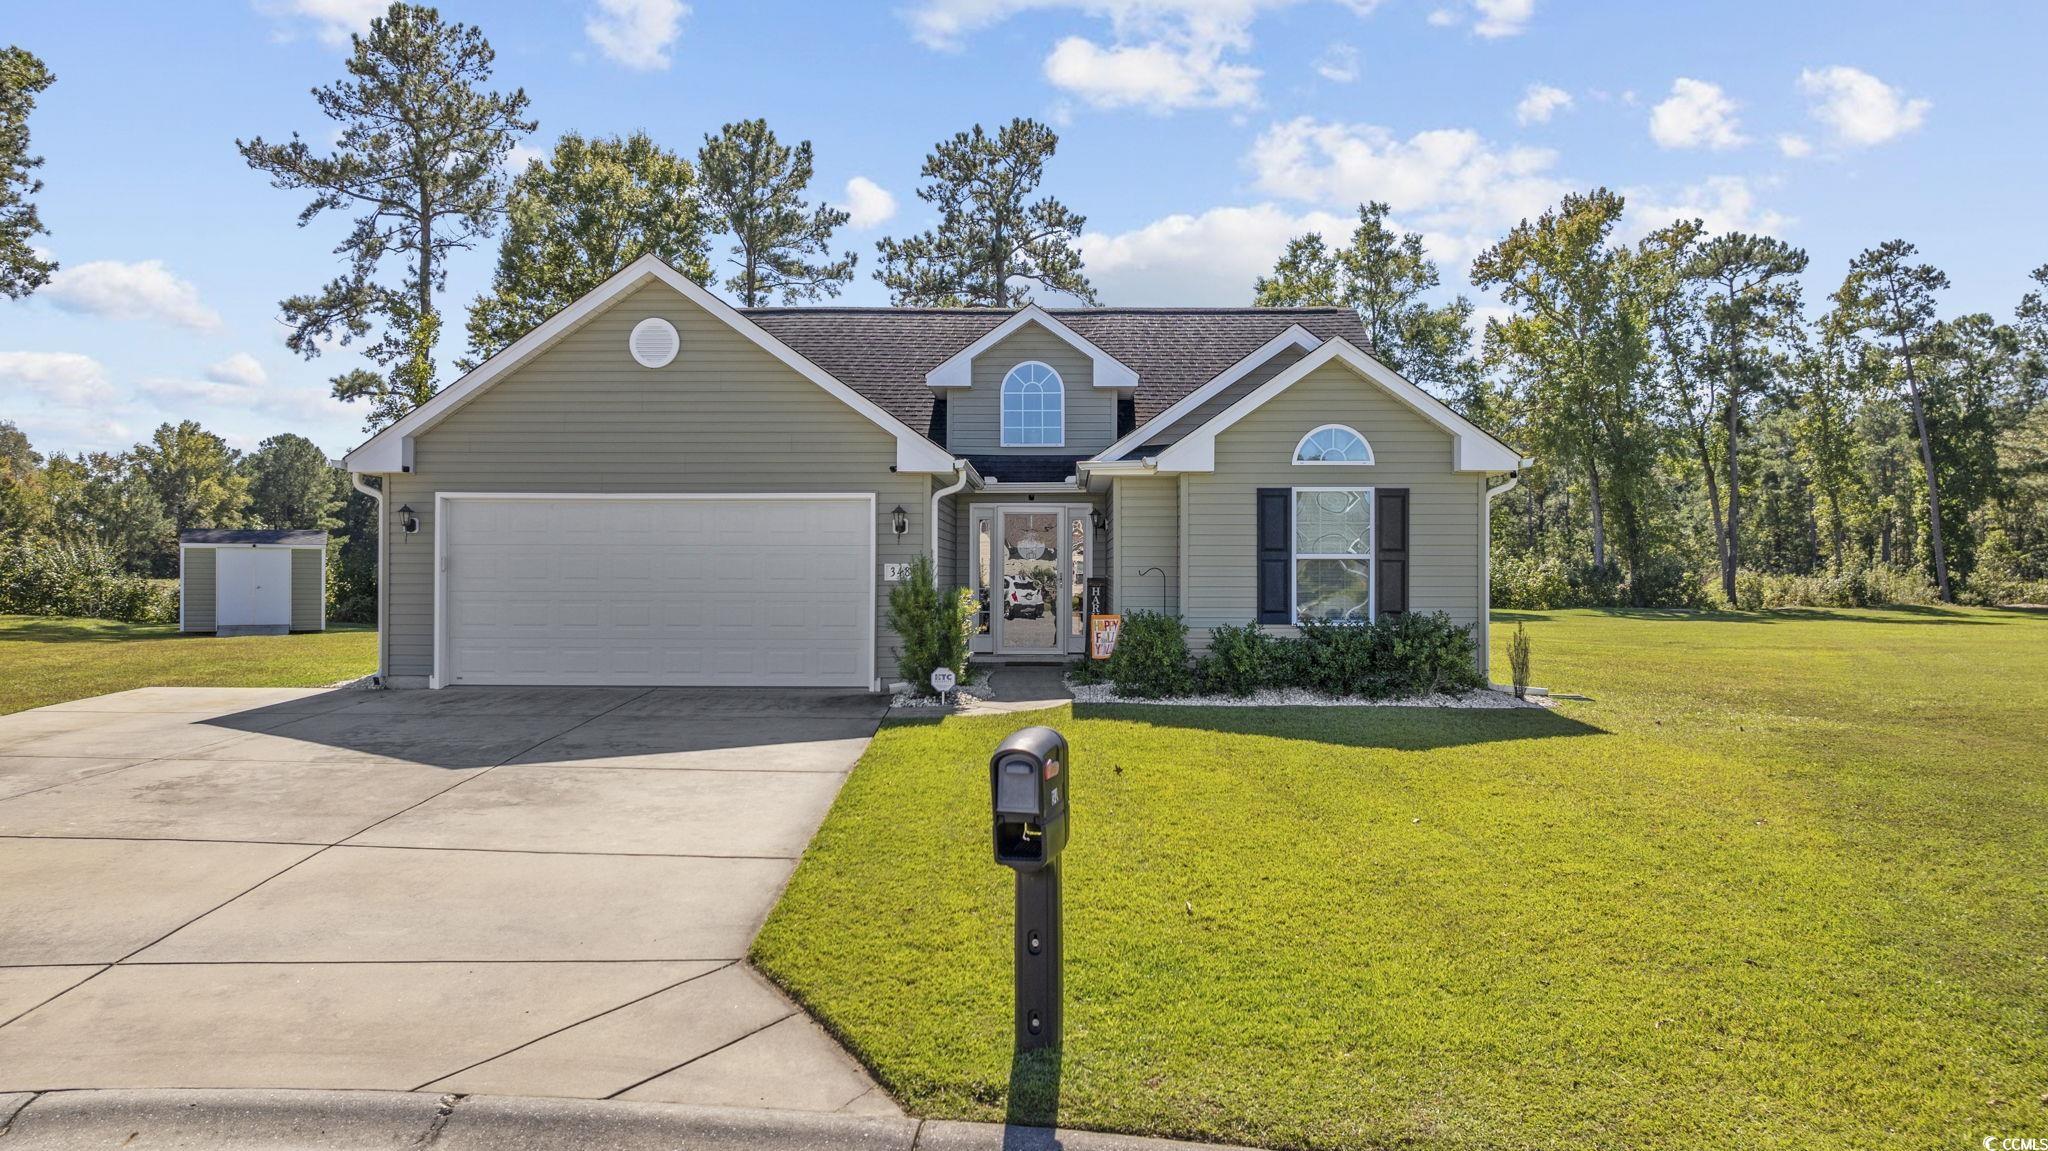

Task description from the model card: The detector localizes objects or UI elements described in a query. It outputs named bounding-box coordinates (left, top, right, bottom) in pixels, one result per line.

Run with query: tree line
left=5, top=4, right=2043, bottom=618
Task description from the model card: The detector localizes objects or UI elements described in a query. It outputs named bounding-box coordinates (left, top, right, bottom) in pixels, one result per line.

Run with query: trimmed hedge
left=1103, top=609, right=1194, bottom=698
left=1110, top=611, right=1489, bottom=699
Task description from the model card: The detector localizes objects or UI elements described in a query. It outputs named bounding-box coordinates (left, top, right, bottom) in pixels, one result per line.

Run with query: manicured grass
left=0, top=615, right=378, bottom=715
left=753, top=607, right=2048, bottom=1149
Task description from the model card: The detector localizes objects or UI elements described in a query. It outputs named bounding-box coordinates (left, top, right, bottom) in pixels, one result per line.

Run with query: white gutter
left=349, top=472, right=388, bottom=685
left=1480, top=471, right=1522, bottom=681
left=929, top=460, right=971, bottom=579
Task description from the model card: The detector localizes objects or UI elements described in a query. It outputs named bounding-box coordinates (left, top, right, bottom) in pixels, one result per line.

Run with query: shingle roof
left=181, top=529, right=326, bottom=546
left=742, top=306, right=1369, bottom=443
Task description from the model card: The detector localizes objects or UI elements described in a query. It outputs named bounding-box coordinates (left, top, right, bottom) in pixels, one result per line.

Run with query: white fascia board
left=1091, top=324, right=1322, bottom=463
left=1076, top=459, right=1157, bottom=476
left=342, top=254, right=956, bottom=476
left=1152, top=338, right=1525, bottom=474
left=925, top=305, right=1140, bottom=391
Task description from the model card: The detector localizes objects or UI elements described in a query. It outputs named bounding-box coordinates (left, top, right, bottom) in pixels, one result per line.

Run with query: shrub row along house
left=340, top=256, right=1529, bottom=690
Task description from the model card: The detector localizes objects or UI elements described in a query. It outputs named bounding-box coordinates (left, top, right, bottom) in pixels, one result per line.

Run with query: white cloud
left=1316, top=43, right=1360, bottom=84
left=205, top=353, right=269, bottom=389
left=1623, top=176, right=1792, bottom=240
left=1470, top=0, right=1534, bottom=37
left=1079, top=204, right=1351, bottom=304
left=842, top=177, right=898, bottom=230
left=1649, top=77, right=1746, bottom=150
left=1798, top=65, right=1929, bottom=147
left=1426, top=8, right=1457, bottom=26
left=259, top=0, right=385, bottom=46
left=1246, top=117, right=1566, bottom=257
left=585, top=0, right=689, bottom=71
left=1777, top=133, right=1813, bottom=159
left=1515, top=83, right=1572, bottom=125
left=42, top=260, right=222, bottom=332
left=1043, top=34, right=1259, bottom=111
left=138, top=374, right=345, bottom=425
left=0, top=351, right=114, bottom=405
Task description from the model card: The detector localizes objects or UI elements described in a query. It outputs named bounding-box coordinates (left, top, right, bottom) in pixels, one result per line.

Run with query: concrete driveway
left=0, top=684, right=898, bottom=1115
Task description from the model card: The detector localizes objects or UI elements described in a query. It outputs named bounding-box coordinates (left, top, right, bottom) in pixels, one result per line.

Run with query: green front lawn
left=753, top=607, right=2048, bottom=1150
left=0, top=615, right=378, bottom=715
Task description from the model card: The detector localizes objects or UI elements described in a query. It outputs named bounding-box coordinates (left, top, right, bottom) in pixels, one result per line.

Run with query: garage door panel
left=445, top=497, right=871, bottom=688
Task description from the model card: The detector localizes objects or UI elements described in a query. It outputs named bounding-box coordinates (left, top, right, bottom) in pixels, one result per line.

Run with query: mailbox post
left=990, top=726, right=1069, bottom=1053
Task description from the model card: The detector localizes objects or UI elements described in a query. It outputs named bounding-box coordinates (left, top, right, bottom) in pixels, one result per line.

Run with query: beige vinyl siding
left=1181, top=360, right=1485, bottom=637
left=948, top=323, right=1116, bottom=455
left=1139, top=344, right=1310, bottom=451
left=1111, top=476, right=1178, bottom=614
left=382, top=281, right=926, bottom=684
left=291, top=548, right=323, bottom=631
left=181, top=547, right=215, bottom=632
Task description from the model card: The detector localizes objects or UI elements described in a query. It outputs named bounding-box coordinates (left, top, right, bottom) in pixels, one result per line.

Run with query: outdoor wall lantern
left=1091, top=507, right=1107, bottom=532
left=891, top=505, right=909, bottom=538
left=398, top=504, right=419, bottom=534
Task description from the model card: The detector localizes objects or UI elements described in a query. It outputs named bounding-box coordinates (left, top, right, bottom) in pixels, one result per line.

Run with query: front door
left=994, top=508, right=1065, bottom=655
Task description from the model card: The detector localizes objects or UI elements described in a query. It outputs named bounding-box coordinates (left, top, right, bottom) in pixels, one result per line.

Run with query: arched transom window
left=1001, top=361, right=1065, bottom=447
left=1294, top=423, right=1373, bottom=465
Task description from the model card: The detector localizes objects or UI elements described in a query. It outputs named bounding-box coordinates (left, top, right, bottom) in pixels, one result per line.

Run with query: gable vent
left=629, top=317, right=680, bottom=368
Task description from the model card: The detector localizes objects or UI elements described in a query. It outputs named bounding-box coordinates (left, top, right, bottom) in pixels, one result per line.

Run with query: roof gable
left=1093, top=324, right=1323, bottom=462
left=341, top=255, right=956, bottom=476
left=924, top=305, right=1139, bottom=391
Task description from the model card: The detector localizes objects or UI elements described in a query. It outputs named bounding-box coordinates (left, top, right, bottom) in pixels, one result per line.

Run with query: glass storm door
left=995, top=509, right=1064, bottom=655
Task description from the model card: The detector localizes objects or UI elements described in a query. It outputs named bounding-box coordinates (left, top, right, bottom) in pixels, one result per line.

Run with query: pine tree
left=697, top=120, right=853, bottom=307
left=0, top=45, right=57, bottom=298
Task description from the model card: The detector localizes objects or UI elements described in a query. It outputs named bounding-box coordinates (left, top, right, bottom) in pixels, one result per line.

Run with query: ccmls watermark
left=1983, top=1137, right=2048, bottom=1150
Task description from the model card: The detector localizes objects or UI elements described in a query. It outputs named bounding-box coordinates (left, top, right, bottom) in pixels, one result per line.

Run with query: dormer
left=926, top=306, right=1138, bottom=456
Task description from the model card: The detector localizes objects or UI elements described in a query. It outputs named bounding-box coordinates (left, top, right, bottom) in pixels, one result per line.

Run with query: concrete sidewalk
left=0, top=1089, right=1263, bottom=1151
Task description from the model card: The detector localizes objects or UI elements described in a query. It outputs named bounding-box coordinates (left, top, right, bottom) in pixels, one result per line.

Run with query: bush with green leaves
left=1290, top=612, right=1484, bottom=698
left=1195, top=622, right=1279, bottom=696
left=0, top=540, right=176, bottom=623
left=1725, top=565, right=1940, bottom=610
left=885, top=554, right=973, bottom=694
left=1103, top=609, right=1193, bottom=698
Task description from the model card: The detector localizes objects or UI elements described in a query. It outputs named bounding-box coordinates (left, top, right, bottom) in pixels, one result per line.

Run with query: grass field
left=753, top=606, right=2048, bottom=1150
left=0, top=615, right=378, bottom=715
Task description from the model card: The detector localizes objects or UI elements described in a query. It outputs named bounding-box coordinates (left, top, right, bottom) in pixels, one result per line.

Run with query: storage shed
left=179, top=530, right=327, bottom=635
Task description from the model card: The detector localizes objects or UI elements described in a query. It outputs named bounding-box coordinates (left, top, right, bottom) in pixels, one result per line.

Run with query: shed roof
left=180, top=529, right=327, bottom=547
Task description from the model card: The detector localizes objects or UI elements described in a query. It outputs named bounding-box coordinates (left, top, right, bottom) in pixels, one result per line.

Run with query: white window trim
left=1293, top=423, right=1375, bottom=466
left=1290, top=485, right=1375, bottom=626
left=999, top=360, right=1066, bottom=448
left=431, top=492, right=878, bottom=692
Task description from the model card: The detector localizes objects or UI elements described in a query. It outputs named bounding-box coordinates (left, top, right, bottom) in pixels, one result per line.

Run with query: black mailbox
left=990, top=726, right=1068, bottom=871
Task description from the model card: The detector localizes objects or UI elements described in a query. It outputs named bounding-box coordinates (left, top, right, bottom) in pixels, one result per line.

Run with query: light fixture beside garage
left=397, top=504, right=418, bottom=534
left=629, top=317, right=681, bottom=367
left=891, top=506, right=909, bottom=538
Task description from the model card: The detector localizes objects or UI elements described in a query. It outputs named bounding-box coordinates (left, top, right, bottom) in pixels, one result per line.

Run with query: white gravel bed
left=1066, top=677, right=1549, bottom=708
left=889, top=668, right=995, bottom=709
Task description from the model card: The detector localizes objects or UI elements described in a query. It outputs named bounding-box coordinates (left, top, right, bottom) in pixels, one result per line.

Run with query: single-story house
left=341, top=255, right=1527, bottom=690
left=179, top=529, right=327, bottom=635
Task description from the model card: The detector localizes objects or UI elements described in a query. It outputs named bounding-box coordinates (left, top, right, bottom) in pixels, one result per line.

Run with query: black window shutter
left=1376, top=487, right=1409, bottom=616
left=1256, top=488, right=1291, bottom=624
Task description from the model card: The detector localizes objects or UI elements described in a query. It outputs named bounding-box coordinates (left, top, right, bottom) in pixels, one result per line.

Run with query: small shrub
left=1508, top=622, right=1532, bottom=699
left=1295, top=612, right=1482, bottom=698
left=886, top=554, right=972, bottom=694
left=1104, top=609, right=1192, bottom=698
left=1196, top=622, right=1278, bottom=696
left=0, top=540, right=176, bottom=624
left=1066, top=658, right=1107, bottom=686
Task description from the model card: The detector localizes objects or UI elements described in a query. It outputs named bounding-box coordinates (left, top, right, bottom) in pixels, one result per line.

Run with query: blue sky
left=6, top=0, right=2045, bottom=461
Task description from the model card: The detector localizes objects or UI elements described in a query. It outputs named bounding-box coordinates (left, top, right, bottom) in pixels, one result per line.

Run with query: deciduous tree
left=133, top=422, right=249, bottom=536
left=244, top=433, right=343, bottom=530
left=875, top=118, right=1094, bottom=307
left=239, top=3, right=533, bottom=429
left=467, top=132, right=710, bottom=362
left=697, top=120, right=853, bottom=307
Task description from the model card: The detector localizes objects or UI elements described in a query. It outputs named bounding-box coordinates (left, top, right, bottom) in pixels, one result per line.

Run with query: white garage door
left=442, top=496, right=873, bottom=688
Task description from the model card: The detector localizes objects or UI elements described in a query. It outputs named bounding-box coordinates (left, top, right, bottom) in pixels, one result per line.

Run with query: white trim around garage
left=430, top=491, right=879, bottom=691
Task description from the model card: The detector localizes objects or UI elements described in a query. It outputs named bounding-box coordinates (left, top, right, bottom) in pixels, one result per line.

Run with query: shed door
left=442, top=496, right=873, bottom=688
left=216, top=548, right=293, bottom=627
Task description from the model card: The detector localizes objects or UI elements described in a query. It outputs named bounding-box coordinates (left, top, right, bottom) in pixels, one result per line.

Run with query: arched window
left=1294, top=423, right=1373, bottom=465
left=1001, top=361, right=1065, bottom=447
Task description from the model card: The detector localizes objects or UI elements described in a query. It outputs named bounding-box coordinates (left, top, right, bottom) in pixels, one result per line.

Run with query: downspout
left=930, top=460, right=970, bottom=580
left=349, top=472, right=388, bottom=687
left=1482, top=470, right=1522, bottom=683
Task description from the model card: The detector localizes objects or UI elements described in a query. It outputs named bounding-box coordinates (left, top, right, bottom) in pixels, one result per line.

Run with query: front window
left=1294, top=424, right=1373, bottom=464
left=1294, top=488, right=1373, bottom=622
left=1001, top=361, right=1064, bottom=446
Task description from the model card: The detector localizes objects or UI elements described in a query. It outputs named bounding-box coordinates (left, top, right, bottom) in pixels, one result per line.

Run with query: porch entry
left=970, top=504, right=1094, bottom=657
